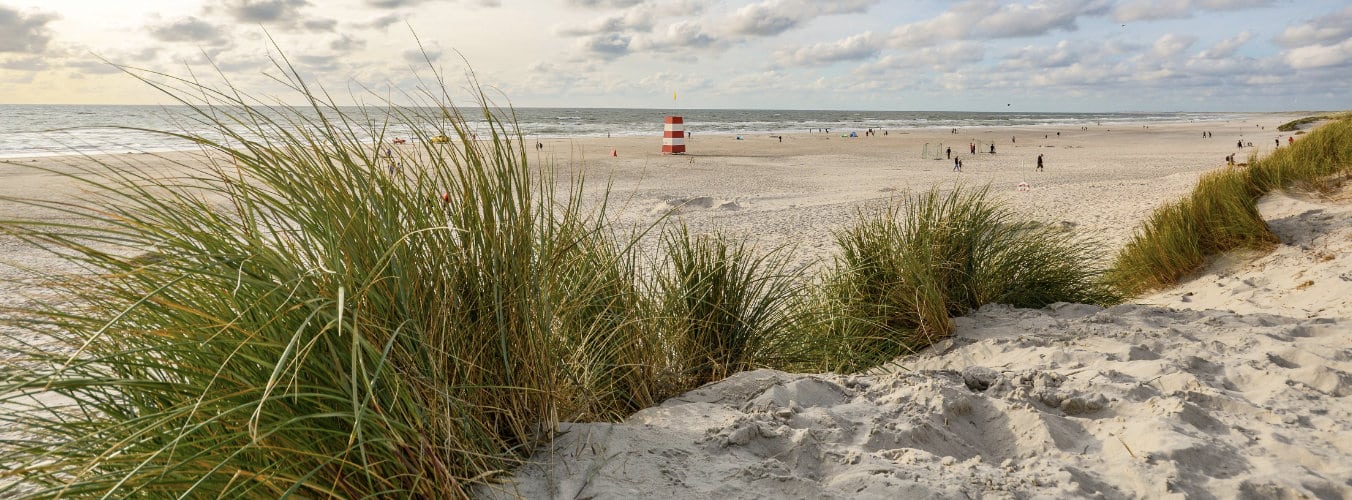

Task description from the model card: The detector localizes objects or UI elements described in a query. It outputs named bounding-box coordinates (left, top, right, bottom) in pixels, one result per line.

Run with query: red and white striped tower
left=662, top=116, right=685, bottom=154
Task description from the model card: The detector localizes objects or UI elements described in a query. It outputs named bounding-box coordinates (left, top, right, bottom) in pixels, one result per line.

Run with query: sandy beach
left=4, top=112, right=1348, bottom=498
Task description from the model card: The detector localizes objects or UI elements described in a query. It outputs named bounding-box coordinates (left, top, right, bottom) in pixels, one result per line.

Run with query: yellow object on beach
left=430, top=135, right=450, bottom=144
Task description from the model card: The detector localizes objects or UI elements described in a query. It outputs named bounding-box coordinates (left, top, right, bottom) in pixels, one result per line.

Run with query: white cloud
left=775, top=32, right=881, bottom=66
left=1275, top=5, right=1352, bottom=48
left=890, top=0, right=1111, bottom=48
left=1113, top=0, right=1273, bottom=22
left=1150, top=34, right=1196, bottom=59
left=630, top=21, right=716, bottom=51
left=1197, top=30, right=1252, bottom=59
left=1285, top=38, right=1352, bottom=69
left=725, top=0, right=877, bottom=37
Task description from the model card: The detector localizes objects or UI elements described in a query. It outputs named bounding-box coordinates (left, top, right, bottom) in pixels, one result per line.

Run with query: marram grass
left=1109, top=115, right=1352, bottom=297
left=0, top=57, right=1131, bottom=497
left=807, top=186, right=1119, bottom=373
left=0, top=60, right=669, bottom=497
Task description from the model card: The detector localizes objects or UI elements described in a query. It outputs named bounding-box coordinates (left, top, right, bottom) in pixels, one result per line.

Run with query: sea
left=0, top=104, right=1242, bottom=159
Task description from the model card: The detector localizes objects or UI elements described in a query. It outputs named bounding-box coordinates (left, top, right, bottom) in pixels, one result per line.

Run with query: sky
left=0, top=0, right=1349, bottom=111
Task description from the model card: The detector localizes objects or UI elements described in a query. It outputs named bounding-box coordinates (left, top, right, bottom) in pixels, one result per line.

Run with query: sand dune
left=5, top=114, right=1346, bottom=498
left=479, top=119, right=1352, bottom=499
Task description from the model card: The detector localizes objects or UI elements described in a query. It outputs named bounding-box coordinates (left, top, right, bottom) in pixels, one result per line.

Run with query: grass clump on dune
left=657, top=227, right=805, bottom=386
left=0, top=54, right=1142, bottom=497
left=807, top=186, right=1119, bottom=373
left=1109, top=115, right=1352, bottom=297
left=0, top=62, right=668, bottom=496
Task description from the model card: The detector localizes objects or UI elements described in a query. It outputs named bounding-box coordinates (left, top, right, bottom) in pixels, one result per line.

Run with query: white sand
left=4, top=113, right=1348, bottom=498
left=478, top=115, right=1352, bottom=499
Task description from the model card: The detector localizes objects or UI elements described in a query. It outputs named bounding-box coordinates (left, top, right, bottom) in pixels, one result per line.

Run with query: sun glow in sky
left=1, top=0, right=1349, bottom=111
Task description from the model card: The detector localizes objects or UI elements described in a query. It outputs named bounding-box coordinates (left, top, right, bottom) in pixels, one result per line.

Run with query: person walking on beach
left=990, top=143, right=996, bottom=154
left=946, top=147, right=951, bottom=159
left=954, top=157, right=961, bottom=172
left=970, top=142, right=975, bottom=154
left=1036, top=154, right=1044, bottom=171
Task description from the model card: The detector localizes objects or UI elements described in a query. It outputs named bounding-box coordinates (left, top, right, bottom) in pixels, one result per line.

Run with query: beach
left=3, top=112, right=1349, bottom=498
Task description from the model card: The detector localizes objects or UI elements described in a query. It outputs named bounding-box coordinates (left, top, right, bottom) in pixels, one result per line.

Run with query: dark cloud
left=0, top=6, right=59, bottom=54
left=567, top=0, right=647, bottom=7
left=149, top=17, right=230, bottom=45
left=365, top=14, right=403, bottom=30
left=216, top=0, right=310, bottom=24
left=1114, top=0, right=1273, bottom=23
left=402, top=47, right=441, bottom=64
left=330, top=34, right=367, bottom=52
left=368, top=0, right=427, bottom=6
left=0, top=55, right=48, bottom=71
left=578, top=33, right=632, bottom=59
left=368, top=0, right=500, bottom=7
left=558, top=10, right=654, bottom=37
left=726, top=0, right=878, bottom=37
left=303, top=18, right=337, bottom=32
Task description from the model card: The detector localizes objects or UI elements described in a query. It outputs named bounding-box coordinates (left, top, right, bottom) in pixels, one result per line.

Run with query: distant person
left=1036, top=154, right=1044, bottom=171
left=954, top=157, right=960, bottom=172
left=1288, top=136, right=1294, bottom=145
left=1237, top=140, right=1243, bottom=148
left=1011, top=136, right=1016, bottom=143
left=970, top=142, right=975, bottom=154
left=990, top=143, right=996, bottom=154
left=946, top=147, right=951, bottom=159
left=536, top=141, right=543, bottom=151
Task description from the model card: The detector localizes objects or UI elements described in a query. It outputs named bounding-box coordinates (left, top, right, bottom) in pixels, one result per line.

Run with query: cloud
left=1113, top=0, right=1273, bottom=22
left=215, top=0, right=309, bottom=24
left=577, top=33, right=632, bottom=59
left=1150, top=34, right=1196, bottom=59
left=302, top=18, right=337, bottom=32
left=1197, top=30, right=1252, bottom=59
left=0, top=55, right=48, bottom=71
left=1274, top=5, right=1352, bottom=48
left=365, top=14, right=403, bottom=30
left=567, top=0, right=647, bottom=7
left=557, top=10, right=654, bottom=37
left=725, top=0, right=878, bottom=37
left=630, top=21, right=716, bottom=52
left=0, top=6, right=59, bottom=54
left=64, top=59, right=124, bottom=75
left=890, top=0, right=1111, bottom=48
left=775, top=32, right=882, bottom=66
left=149, top=17, right=230, bottom=46
left=1001, top=40, right=1084, bottom=69
left=1285, top=37, right=1352, bottom=69
left=330, top=34, right=366, bottom=52
left=369, top=0, right=500, bottom=6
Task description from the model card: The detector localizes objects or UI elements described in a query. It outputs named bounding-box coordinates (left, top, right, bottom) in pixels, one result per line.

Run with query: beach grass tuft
left=0, top=60, right=669, bottom=496
left=1109, top=115, right=1352, bottom=296
left=657, top=227, right=805, bottom=385
left=0, top=55, right=1159, bottom=496
left=808, top=186, right=1118, bottom=373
